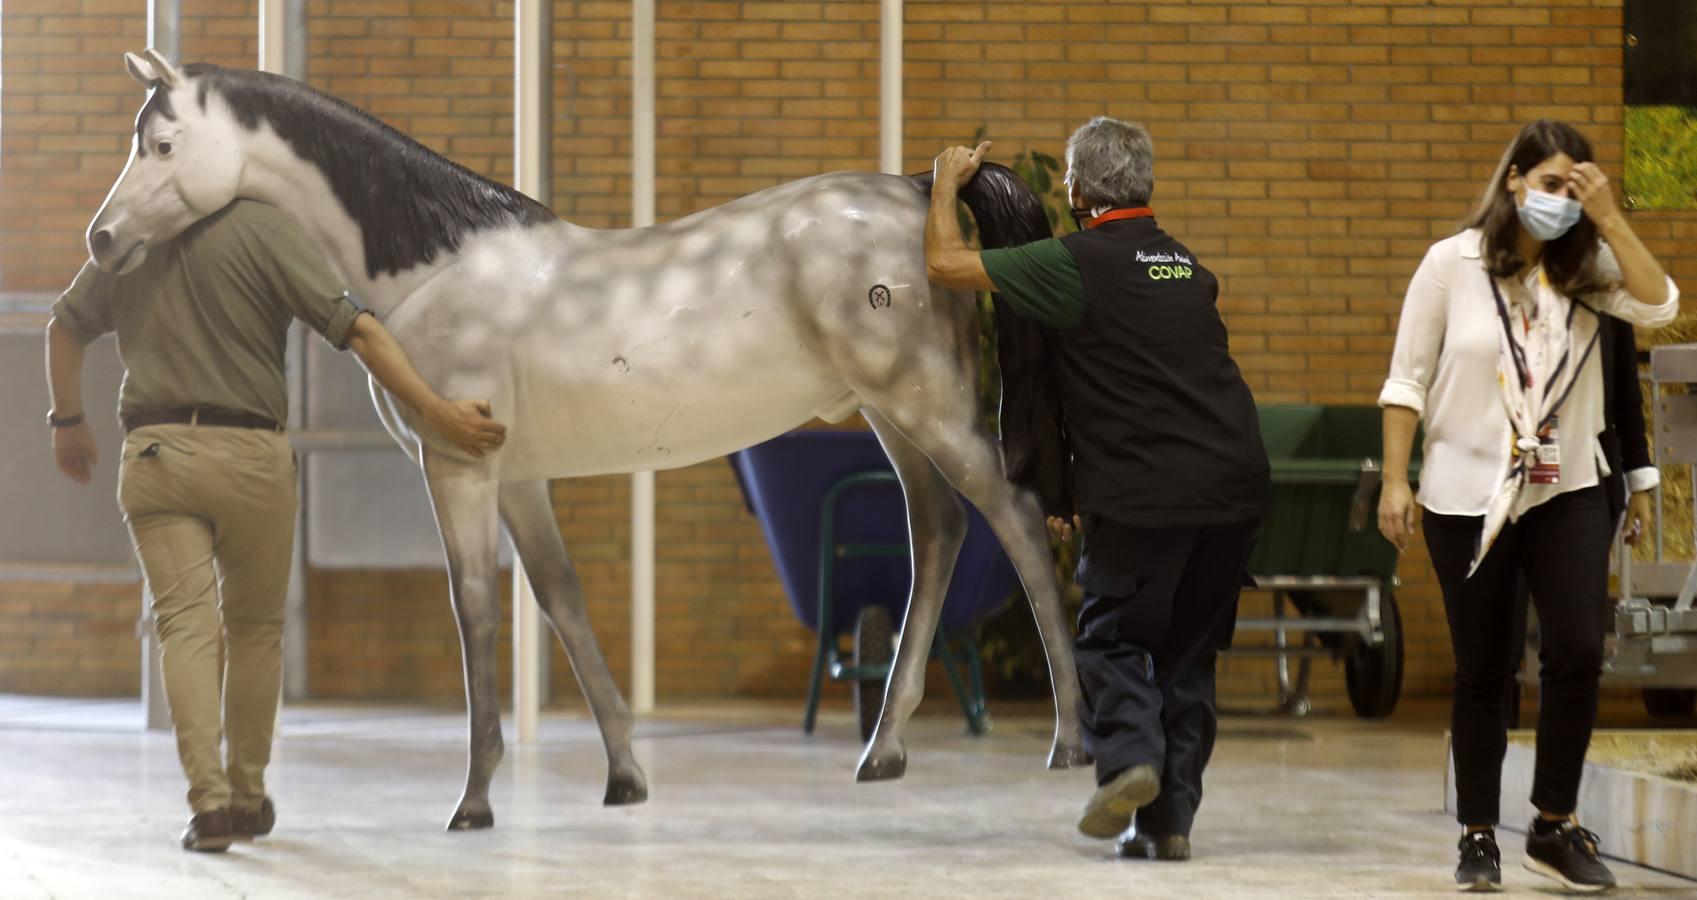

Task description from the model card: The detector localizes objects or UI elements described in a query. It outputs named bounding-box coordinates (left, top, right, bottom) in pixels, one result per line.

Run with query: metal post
left=139, top=590, right=171, bottom=731
left=147, top=0, right=180, bottom=64
left=880, top=0, right=903, bottom=176
left=1654, top=370, right=1665, bottom=563
left=630, top=0, right=657, bottom=716
left=259, top=0, right=284, bottom=75
left=286, top=0, right=308, bottom=82
left=512, top=0, right=554, bottom=743
left=138, top=0, right=181, bottom=735
left=281, top=326, right=309, bottom=702
left=261, top=0, right=311, bottom=703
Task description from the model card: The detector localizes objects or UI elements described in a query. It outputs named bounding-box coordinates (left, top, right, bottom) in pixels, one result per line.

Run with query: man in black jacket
left=923, top=120, right=1269, bottom=859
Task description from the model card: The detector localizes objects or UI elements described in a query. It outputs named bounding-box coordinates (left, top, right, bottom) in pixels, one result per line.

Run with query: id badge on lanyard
left=1528, top=415, right=1560, bottom=484
left=1489, top=274, right=1596, bottom=490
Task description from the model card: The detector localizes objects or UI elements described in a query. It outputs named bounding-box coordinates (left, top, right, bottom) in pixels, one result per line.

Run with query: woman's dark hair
left=1462, top=119, right=1610, bottom=298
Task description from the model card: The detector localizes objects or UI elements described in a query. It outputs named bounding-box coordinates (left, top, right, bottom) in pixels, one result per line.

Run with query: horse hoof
left=604, top=767, right=649, bottom=806
left=855, top=746, right=907, bottom=783
left=446, top=808, right=495, bottom=831
left=1047, top=740, right=1092, bottom=771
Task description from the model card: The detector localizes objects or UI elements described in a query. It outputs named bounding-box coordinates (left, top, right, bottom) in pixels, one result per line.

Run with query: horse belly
left=499, top=304, right=851, bottom=479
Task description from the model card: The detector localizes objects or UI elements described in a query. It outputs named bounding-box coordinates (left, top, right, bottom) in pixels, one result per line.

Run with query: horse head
left=87, top=49, right=245, bottom=274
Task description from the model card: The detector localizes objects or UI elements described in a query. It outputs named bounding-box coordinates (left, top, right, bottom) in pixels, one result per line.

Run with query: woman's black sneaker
left=1455, top=830, right=1503, bottom=892
left=1523, top=819, right=1616, bottom=893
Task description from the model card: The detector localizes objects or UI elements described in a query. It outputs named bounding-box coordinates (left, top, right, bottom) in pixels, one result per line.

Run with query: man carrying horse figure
left=923, top=117, right=1270, bottom=859
left=45, top=195, right=509, bottom=851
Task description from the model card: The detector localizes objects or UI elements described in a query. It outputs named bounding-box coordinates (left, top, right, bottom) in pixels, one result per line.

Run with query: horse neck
left=235, top=128, right=428, bottom=319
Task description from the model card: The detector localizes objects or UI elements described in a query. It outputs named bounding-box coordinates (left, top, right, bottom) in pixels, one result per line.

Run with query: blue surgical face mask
left=1517, top=187, right=1582, bottom=242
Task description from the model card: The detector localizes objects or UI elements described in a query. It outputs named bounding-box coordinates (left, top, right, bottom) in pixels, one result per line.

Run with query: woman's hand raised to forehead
left=1568, top=162, right=1620, bottom=226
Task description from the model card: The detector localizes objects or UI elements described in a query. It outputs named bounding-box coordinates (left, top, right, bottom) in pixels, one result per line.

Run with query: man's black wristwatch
left=47, top=411, right=85, bottom=428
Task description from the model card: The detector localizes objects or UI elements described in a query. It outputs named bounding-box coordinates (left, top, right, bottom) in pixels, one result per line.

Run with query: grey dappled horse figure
left=88, top=49, right=1087, bottom=830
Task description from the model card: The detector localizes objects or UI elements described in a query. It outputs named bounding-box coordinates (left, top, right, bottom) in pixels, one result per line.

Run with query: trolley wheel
left=853, top=606, right=895, bottom=743
left=1641, top=687, right=1697, bottom=719
left=1345, top=592, right=1404, bottom=719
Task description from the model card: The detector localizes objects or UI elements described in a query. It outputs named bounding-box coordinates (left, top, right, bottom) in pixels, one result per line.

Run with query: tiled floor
left=1, top=695, right=1692, bottom=898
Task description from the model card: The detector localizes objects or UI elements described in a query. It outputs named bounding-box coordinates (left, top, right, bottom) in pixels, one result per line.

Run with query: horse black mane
left=167, top=64, right=557, bottom=279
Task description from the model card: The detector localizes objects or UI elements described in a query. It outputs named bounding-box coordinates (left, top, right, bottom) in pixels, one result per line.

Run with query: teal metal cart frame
left=800, top=471, right=992, bottom=737
left=1228, top=405, right=1421, bottom=719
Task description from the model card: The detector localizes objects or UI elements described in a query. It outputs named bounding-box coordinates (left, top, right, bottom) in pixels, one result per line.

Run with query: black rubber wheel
left=853, top=606, right=895, bottom=743
left=1345, top=592, right=1404, bottom=719
left=1642, top=687, right=1697, bottom=719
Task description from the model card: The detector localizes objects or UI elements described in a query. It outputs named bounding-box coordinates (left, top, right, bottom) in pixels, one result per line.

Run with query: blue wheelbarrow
left=729, top=429, right=1019, bottom=740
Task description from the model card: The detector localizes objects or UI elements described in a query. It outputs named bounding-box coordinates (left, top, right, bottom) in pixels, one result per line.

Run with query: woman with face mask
left=1376, top=120, right=1680, bottom=893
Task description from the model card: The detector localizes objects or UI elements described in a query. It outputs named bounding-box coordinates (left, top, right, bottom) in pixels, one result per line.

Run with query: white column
left=139, top=0, right=181, bottom=735
left=630, top=0, right=657, bottom=716
left=140, top=588, right=170, bottom=732
left=261, top=0, right=311, bottom=705
left=880, top=0, right=903, bottom=176
left=147, top=0, right=180, bottom=63
left=511, top=0, right=553, bottom=744
left=258, top=0, right=285, bottom=75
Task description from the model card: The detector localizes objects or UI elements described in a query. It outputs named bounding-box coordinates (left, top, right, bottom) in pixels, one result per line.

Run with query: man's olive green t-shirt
left=52, top=199, right=365, bottom=425
left=980, top=238, right=1088, bottom=330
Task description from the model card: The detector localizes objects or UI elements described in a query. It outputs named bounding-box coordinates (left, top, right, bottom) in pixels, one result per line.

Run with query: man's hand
left=52, top=422, right=99, bottom=485
left=1623, top=490, right=1652, bottom=546
left=1047, top=514, right=1083, bottom=542
left=933, top=141, right=992, bottom=192
left=428, top=399, right=508, bottom=458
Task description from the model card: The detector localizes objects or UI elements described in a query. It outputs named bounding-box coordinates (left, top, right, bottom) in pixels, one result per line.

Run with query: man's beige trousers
left=118, top=423, right=296, bottom=814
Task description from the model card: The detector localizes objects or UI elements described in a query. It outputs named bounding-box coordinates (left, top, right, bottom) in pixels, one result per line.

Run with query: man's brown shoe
left=181, top=809, right=233, bottom=853
left=231, top=797, right=276, bottom=840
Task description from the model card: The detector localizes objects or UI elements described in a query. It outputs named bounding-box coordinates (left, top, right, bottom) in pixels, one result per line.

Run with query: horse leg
left=498, top=479, right=648, bottom=805
left=423, top=451, right=507, bottom=830
left=859, top=396, right=1089, bottom=772
left=854, top=408, right=970, bottom=782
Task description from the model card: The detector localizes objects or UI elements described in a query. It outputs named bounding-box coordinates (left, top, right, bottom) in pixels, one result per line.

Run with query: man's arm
left=46, top=318, right=86, bottom=421
left=925, top=142, right=996, bottom=292
left=45, top=318, right=100, bottom=484
left=343, top=314, right=508, bottom=457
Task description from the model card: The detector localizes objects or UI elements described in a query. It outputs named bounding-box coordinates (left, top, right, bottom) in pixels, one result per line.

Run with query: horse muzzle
left=88, top=224, right=147, bottom=275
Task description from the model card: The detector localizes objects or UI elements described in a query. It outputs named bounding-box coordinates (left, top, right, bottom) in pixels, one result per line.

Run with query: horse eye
left=157, top=141, right=173, bottom=157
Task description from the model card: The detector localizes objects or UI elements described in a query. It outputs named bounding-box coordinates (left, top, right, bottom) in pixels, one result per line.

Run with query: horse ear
left=124, top=52, right=160, bottom=88
left=141, top=48, right=184, bottom=89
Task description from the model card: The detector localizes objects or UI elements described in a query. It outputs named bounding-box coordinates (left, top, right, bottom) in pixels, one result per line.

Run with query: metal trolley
left=1226, top=405, right=1420, bottom=719
left=1602, top=344, right=1697, bottom=717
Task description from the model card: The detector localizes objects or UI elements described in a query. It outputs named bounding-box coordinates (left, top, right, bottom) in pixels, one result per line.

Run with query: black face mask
left=1068, top=208, right=1094, bottom=231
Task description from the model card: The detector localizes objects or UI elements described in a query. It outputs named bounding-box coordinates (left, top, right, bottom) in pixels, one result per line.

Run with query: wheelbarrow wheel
left=1345, top=592, right=1403, bottom=719
left=1642, top=688, right=1697, bottom=719
left=854, top=606, right=895, bottom=742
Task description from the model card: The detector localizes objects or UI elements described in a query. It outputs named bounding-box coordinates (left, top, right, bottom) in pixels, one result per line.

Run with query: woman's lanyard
left=1488, top=274, right=1598, bottom=429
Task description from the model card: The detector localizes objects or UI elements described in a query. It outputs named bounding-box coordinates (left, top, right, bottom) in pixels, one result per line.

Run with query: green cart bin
left=1234, top=404, right=1422, bottom=719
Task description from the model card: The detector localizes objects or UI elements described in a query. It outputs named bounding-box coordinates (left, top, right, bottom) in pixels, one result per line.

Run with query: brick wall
left=4, top=1, right=1691, bottom=714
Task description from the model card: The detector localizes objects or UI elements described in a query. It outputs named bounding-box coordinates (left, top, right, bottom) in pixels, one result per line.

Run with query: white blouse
left=1379, top=229, right=1680, bottom=517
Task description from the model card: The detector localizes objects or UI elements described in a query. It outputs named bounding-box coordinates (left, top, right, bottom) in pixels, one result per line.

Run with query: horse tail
left=909, top=163, right=1073, bottom=518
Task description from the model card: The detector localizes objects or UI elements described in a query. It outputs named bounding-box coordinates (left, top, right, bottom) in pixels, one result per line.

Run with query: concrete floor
left=1, top=696, right=1693, bottom=899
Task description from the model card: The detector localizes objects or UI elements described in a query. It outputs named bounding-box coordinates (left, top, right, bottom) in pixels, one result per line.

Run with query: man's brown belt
left=123, top=407, right=283, bottom=434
